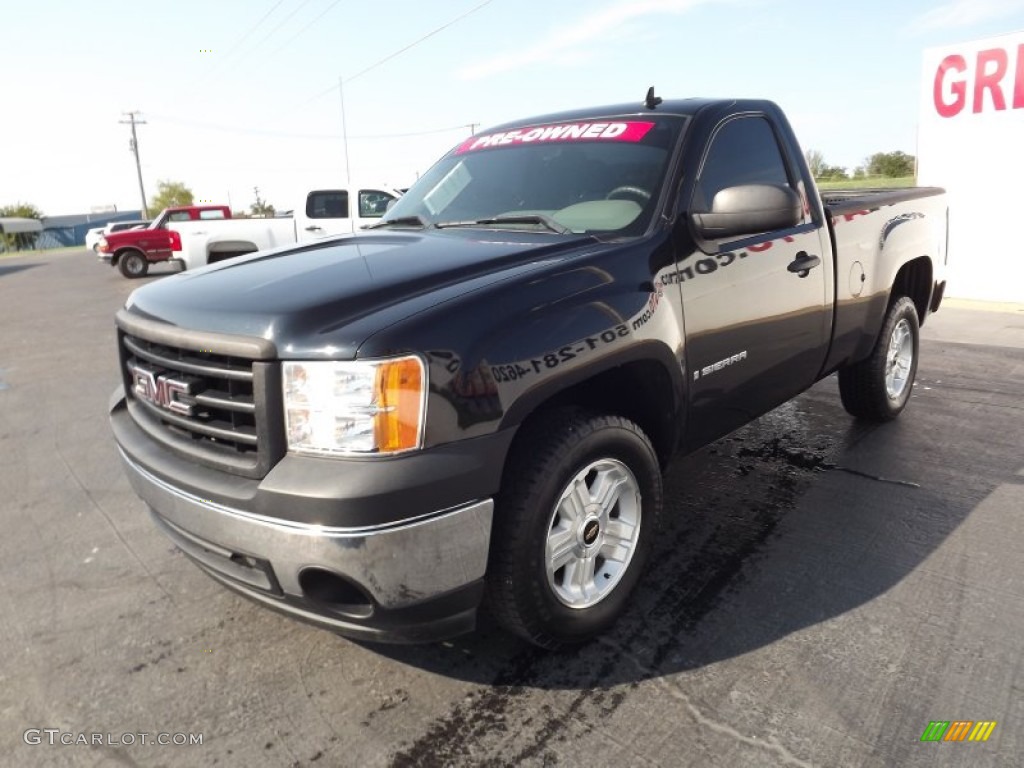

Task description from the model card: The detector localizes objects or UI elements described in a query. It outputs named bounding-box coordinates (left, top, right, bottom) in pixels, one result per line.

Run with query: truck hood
left=124, top=230, right=599, bottom=358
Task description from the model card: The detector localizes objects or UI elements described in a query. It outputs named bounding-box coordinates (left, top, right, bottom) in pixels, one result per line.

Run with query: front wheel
left=486, top=408, right=662, bottom=649
left=118, top=250, right=148, bottom=278
left=838, top=296, right=920, bottom=421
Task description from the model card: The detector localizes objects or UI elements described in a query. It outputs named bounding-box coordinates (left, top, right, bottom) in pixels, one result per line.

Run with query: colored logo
left=920, top=721, right=997, bottom=742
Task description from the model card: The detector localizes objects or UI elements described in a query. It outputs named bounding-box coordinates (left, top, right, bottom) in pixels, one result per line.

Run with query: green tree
left=862, top=151, right=915, bottom=178
left=818, top=164, right=849, bottom=180
left=0, top=202, right=44, bottom=251
left=0, top=202, right=43, bottom=218
left=805, top=150, right=847, bottom=181
left=149, top=180, right=194, bottom=213
left=250, top=186, right=275, bottom=218
left=805, top=149, right=826, bottom=178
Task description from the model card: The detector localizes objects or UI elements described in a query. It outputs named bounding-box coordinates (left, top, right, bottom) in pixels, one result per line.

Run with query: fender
left=499, top=339, right=685, bottom=431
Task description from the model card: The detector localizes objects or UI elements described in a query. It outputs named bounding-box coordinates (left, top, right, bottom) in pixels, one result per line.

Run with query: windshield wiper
left=435, top=214, right=571, bottom=234
left=364, top=215, right=429, bottom=230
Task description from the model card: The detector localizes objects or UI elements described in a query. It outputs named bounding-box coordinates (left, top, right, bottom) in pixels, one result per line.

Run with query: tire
left=838, top=296, right=919, bottom=421
left=486, top=408, right=662, bottom=649
left=118, top=250, right=148, bottom=279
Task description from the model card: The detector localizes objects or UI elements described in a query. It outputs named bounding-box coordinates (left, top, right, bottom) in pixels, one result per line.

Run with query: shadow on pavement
left=0, top=263, right=43, bottom=278
left=365, top=344, right=1022, bottom=703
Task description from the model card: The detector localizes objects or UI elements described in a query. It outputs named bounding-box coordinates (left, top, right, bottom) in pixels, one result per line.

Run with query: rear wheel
left=838, top=296, right=919, bottom=421
left=118, top=250, right=148, bottom=278
left=487, top=408, right=662, bottom=649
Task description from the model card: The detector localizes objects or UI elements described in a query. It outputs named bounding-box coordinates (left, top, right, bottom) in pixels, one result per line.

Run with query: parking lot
left=1, top=248, right=1021, bottom=767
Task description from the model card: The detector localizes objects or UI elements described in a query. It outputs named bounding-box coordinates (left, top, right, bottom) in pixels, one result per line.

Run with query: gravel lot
left=1, top=249, right=1021, bottom=767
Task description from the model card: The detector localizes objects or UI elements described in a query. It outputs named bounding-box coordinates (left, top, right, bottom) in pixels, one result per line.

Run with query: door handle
left=787, top=251, right=821, bottom=278
left=305, top=226, right=322, bottom=232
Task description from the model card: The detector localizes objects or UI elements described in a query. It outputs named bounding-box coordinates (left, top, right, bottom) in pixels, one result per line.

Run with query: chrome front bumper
left=119, top=448, right=494, bottom=635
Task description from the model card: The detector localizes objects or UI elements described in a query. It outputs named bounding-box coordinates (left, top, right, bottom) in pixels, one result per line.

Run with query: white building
left=918, top=30, right=1024, bottom=303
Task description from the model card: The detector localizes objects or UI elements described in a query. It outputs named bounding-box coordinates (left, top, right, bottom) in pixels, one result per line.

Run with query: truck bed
left=821, top=186, right=948, bottom=374
left=821, top=186, right=945, bottom=216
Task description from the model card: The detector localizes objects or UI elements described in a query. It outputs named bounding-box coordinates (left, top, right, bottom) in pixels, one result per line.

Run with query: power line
left=119, top=112, right=148, bottom=217
left=231, top=0, right=316, bottom=69
left=351, top=124, right=478, bottom=140
left=164, top=1, right=496, bottom=186
left=291, top=0, right=497, bottom=111
left=191, top=0, right=291, bottom=87
left=196, top=0, right=344, bottom=91
left=329, top=0, right=495, bottom=184
left=293, top=81, right=342, bottom=110
left=147, top=112, right=338, bottom=139
left=345, top=0, right=496, bottom=84
left=209, top=0, right=289, bottom=70
left=267, top=0, right=346, bottom=60
left=146, top=112, right=473, bottom=140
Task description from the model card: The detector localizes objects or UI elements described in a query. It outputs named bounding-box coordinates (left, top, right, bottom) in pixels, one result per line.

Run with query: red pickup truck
left=98, top=205, right=231, bottom=278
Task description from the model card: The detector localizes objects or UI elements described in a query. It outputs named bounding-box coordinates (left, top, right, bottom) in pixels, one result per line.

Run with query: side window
left=167, top=212, right=192, bottom=222
left=306, top=191, right=349, bottom=219
left=358, top=190, right=396, bottom=219
left=693, top=117, right=793, bottom=213
left=199, top=209, right=226, bottom=220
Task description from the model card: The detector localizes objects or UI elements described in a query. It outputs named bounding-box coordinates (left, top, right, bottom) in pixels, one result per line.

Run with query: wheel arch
left=499, top=342, right=684, bottom=470
left=889, top=255, right=934, bottom=326
left=111, top=247, right=146, bottom=267
left=205, top=239, right=260, bottom=264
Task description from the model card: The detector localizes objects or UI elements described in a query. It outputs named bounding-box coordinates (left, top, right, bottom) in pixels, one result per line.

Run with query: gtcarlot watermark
left=24, top=729, right=203, bottom=746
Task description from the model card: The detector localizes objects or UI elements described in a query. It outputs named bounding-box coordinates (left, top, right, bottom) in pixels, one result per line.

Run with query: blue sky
left=3, top=0, right=1024, bottom=216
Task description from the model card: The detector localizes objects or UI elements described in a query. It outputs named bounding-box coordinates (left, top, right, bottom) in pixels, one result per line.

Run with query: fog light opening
left=298, top=568, right=373, bottom=619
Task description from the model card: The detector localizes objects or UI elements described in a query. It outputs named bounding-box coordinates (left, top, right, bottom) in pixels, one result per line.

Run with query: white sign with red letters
left=919, top=30, right=1024, bottom=302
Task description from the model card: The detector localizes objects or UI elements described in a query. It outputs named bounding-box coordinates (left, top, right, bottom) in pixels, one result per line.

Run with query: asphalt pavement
left=1, top=250, right=1021, bottom=767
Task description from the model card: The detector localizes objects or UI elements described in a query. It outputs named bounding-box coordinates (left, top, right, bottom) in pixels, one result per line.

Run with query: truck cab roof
left=482, top=97, right=781, bottom=134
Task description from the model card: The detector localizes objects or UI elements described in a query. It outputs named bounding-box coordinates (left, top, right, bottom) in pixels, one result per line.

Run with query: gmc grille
left=116, top=313, right=284, bottom=479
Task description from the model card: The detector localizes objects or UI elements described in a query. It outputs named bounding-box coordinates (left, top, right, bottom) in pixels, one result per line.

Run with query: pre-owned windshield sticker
left=455, top=121, right=655, bottom=154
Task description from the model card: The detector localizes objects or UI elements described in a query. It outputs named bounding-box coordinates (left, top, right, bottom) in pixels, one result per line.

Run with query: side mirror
left=691, top=184, right=802, bottom=241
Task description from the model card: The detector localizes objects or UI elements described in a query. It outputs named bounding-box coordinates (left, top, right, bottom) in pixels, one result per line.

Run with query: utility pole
left=120, top=111, right=149, bottom=217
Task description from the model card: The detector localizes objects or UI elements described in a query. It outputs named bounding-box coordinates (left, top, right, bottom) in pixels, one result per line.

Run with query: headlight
left=282, top=357, right=426, bottom=456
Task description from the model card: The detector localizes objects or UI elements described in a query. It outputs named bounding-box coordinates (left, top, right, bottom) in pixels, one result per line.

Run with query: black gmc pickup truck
left=111, top=92, right=948, bottom=649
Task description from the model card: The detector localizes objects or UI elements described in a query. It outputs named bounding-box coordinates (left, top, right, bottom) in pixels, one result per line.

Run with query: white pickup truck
left=170, top=184, right=402, bottom=270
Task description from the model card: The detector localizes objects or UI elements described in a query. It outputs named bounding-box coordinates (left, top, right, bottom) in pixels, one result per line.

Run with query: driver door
left=679, top=114, right=832, bottom=448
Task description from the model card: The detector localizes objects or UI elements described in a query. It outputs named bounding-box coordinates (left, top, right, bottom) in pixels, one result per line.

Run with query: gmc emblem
left=128, top=363, right=195, bottom=416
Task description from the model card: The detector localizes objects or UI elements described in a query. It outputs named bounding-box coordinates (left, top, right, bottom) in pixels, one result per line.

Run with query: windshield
left=381, top=115, right=685, bottom=236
